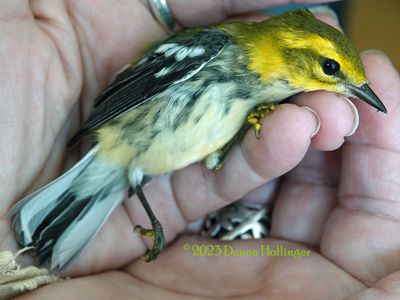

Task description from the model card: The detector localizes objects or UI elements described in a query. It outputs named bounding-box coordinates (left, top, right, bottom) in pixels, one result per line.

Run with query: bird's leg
left=206, top=103, right=277, bottom=170
left=132, top=185, right=165, bottom=262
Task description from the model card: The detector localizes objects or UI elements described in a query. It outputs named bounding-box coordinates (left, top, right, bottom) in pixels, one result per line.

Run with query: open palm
left=1, top=1, right=399, bottom=299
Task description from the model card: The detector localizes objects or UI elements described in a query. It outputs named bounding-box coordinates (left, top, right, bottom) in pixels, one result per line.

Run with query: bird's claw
left=247, top=104, right=276, bottom=139
left=134, top=220, right=165, bottom=262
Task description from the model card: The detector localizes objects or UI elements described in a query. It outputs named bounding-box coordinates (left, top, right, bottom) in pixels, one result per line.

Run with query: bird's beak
left=347, top=84, right=387, bottom=113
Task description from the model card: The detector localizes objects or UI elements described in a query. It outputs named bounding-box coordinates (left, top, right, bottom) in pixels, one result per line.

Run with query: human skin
left=0, top=0, right=399, bottom=299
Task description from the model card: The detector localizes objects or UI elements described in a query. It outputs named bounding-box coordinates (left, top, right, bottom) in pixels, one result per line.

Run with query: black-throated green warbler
left=10, top=9, right=386, bottom=272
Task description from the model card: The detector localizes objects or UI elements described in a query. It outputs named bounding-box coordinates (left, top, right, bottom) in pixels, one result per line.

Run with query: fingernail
left=339, top=96, right=360, bottom=137
left=302, top=106, right=321, bottom=138
left=362, top=49, right=386, bottom=56
left=362, top=49, right=390, bottom=61
left=309, top=6, right=339, bottom=24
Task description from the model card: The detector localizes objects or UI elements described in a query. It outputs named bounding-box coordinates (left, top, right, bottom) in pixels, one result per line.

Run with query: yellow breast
left=96, top=83, right=257, bottom=175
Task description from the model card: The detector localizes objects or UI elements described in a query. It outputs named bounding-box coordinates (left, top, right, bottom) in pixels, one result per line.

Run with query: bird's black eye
left=322, top=58, right=340, bottom=75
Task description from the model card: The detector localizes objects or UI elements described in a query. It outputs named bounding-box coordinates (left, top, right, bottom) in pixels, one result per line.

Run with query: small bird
left=10, top=9, right=386, bottom=272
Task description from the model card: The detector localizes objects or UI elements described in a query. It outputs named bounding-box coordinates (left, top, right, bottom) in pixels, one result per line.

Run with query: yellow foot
left=247, top=104, right=277, bottom=139
left=205, top=150, right=223, bottom=170
left=134, top=221, right=165, bottom=262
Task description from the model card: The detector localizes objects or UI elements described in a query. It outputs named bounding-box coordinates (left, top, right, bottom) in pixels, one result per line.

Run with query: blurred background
left=266, top=0, right=400, bottom=69
left=345, top=0, right=399, bottom=69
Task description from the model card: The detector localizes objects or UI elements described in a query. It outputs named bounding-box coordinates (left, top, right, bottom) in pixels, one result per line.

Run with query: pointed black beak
left=348, top=84, right=387, bottom=113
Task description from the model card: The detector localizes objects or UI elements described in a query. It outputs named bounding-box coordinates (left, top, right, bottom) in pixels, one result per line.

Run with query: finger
left=173, top=103, right=319, bottom=221
left=271, top=149, right=339, bottom=247
left=349, top=50, right=400, bottom=150
left=321, top=51, right=400, bottom=283
left=293, top=91, right=359, bottom=150
left=241, top=179, right=279, bottom=204
left=167, top=0, right=340, bottom=27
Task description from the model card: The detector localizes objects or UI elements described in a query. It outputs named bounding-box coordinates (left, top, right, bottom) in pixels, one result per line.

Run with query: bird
left=10, top=9, right=386, bottom=272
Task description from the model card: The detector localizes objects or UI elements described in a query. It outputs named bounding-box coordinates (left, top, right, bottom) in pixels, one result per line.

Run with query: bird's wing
left=69, top=29, right=229, bottom=145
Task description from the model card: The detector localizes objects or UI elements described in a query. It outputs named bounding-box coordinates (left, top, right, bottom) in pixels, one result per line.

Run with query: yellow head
left=224, top=9, right=386, bottom=112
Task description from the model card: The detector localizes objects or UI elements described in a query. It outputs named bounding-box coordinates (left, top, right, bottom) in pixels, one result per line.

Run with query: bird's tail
left=10, top=148, right=127, bottom=272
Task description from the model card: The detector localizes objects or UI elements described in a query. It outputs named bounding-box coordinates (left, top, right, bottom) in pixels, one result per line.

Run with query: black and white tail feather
left=10, top=148, right=127, bottom=272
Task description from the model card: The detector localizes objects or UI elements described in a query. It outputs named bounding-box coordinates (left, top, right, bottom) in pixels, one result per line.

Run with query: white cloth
left=0, top=249, right=60, bottom=299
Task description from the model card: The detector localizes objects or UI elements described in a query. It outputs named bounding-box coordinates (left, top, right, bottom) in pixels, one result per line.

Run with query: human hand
left=1, top=1, right=399, bottom=299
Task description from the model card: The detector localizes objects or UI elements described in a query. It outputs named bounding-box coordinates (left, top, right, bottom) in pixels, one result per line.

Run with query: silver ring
left=148, top=0, right=182, bottom=33
left=201, top=201, right=271, bottom=241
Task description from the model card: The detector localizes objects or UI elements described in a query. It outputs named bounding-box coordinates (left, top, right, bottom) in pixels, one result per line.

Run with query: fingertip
left=360, top=49, right=398, bottom=80
left=361, top=50, right=399, bottom=90
left=310, top=6, right=340, bottom=28
left=350, top=48, right=399, bottom=149
left=361, top=49, right=392, bottom=62
left=241, top=104, right=317, bottom=179
left=293, top=92, right=358, bottom=151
